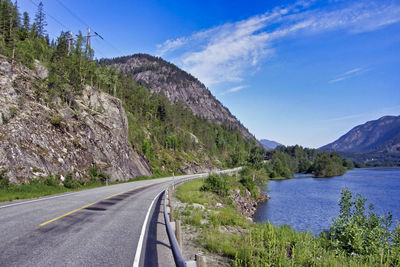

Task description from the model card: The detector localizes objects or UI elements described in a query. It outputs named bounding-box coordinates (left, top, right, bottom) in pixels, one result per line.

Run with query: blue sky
left=20, top=0, right=400, bottom=148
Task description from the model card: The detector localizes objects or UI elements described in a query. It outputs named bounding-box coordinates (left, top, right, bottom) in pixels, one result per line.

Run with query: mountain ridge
left=100, top=54, right=255, bottom=141
left=320, top=115, right=400, bottom=153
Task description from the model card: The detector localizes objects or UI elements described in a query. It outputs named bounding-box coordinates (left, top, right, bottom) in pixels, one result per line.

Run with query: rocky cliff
left=320, top=115, right=400, bottom=153
left=102, top=54, right=254, bottom=140
left=0, top=57, right=151, bottom=183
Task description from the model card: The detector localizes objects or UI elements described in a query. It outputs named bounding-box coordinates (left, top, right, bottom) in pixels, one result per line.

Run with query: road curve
left=0, top=169, right=240, bottom=266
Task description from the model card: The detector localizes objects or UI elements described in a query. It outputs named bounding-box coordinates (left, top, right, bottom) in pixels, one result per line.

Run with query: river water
left=253, top=168, right=400, bottom=235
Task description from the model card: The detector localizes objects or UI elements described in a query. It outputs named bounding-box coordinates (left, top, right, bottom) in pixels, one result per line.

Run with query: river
left=253, top=167, right=400, bottom=235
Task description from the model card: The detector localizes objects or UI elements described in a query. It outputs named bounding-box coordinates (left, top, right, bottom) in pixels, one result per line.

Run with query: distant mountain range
left=320, top=115, right=400, bottom=166
left=259, top=139, right=283, bottom=150
left=320, top=115, right=400, bottom=153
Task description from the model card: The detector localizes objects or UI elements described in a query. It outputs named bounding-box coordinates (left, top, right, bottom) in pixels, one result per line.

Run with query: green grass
left=0, top=172, right=174, bottom=203
left=183, top=207, right=206, bottom=227
left=175, top=178, right=217, bottom=205
left=0, top=181, right=104, bottom=202
left=209, top=207, right=248, bottom=227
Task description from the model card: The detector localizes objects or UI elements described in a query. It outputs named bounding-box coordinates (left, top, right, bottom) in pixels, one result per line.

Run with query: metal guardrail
left=162, top=167, right=242, bottom=267
left=163, top=189, right=186, bottom=267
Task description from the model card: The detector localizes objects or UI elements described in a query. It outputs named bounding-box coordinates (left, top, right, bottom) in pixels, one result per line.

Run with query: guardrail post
left=195, top=254, right=207, bottom=267
left=175, top=219, right=182, bottom=249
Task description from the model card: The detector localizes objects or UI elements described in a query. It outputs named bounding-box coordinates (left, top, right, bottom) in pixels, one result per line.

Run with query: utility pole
left=83, top=27, right=103, bottom=58
left=67, top=31, right=74, bottom=55
left=87, top=27, right=91, bottom=52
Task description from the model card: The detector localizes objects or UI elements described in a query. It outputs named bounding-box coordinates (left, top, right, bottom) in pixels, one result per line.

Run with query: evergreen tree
left=22, top=11, right=29, bottom=31
left=11, top=0, right=21, bottom=29
left=33, top=1, right=46, bottom=36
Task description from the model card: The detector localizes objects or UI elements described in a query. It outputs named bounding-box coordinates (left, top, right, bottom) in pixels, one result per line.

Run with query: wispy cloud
left=221, top=85, right=248, bottom=95
left=325, top=113, right=366, bottom=122
left=329, top=67, right=368, bottom=83
left=325, top=105, right=400, bottom=122
left=157, top=1, right=400, bottom=87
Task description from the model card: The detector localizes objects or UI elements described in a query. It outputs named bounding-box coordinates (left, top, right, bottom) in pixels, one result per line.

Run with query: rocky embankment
left=0, top=57, right=151, bottom=183
left=173, top=179, right=269, bottom=266
left=229, top=188, right=269, bottom=220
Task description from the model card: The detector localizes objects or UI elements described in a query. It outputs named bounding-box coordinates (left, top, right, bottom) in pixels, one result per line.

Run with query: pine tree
left=12, top=0, right=21, bottom=29
left=22, top=11, right=29, bottom=31
left=0, top=0, right=12, bottom=38
left=33, top=1, right=46, bottom=36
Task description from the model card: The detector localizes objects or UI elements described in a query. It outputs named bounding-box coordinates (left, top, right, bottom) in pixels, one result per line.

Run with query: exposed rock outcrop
left=0, top=57, right=151, bottom=183
left=230, top=188, right=269, bottom=219
left=102, top=54, right=255, bottom=140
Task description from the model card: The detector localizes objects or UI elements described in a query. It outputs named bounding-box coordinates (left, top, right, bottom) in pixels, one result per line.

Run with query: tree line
left=264, top=145, right=354, bottom=179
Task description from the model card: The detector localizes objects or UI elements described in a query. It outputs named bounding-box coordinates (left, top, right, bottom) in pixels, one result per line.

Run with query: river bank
left=173, top=171, right=400, bottom=266
left=254, top=167, right=400, bottom=234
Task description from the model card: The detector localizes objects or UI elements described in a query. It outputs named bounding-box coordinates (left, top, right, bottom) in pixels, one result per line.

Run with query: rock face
left=320, top=115, right=400, bottom=153
left=103, top=54, right=254, bottom=140
left=0, top=57, right=151, bottom=183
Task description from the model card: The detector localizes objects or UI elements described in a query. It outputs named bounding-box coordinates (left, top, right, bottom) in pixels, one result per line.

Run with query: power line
left=54, top=0, right=89, bottom=28
left=27, top=0, right=69, bottom=30
left=102, top=37, right=124, bottom=55
left=29, top=0, right=124, bottom=57
left=54, top=0, right=124, bottom=56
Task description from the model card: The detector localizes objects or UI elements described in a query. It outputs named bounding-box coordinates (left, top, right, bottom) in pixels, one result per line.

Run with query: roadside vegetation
left=175, top=173, right=400, bottom=266
left=0, top=166, right=165, bottom=202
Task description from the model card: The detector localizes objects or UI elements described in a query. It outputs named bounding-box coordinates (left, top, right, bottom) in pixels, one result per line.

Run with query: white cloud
left=156, top=37, right=187, bottom=56
left=157, top=1, right=400, bottom=87
left=329, top=67, right=368, bottom=83
left=221, top=85, right=248, bottom=95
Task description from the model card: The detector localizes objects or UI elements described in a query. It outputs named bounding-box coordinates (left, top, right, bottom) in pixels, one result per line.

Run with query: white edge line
left=0, top=192, right=79, bottom=209
left=132, top=189, right=165, bottom=267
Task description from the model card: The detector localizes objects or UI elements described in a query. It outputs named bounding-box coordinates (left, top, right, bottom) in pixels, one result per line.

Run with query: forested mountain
left=100, top=54, right=255, bottom=140
left=0, top=1, right=263, bottom=183
left=259, top=139, right=282, bottom=150
left=320, top=116, right=400, bottom=153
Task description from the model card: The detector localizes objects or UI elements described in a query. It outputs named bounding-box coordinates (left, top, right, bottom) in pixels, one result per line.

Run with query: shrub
left=43, top=173, right=59, bottom=187
left=328, top=188, right=393, bottom=257
left=98, top=172, right=110, bottom=183
left=48, top=114, right=66, bottom=129
left=0, top=170, right=9, bottom=188
left=89, top=165, right=110, bottom=183
left=240, top=175, right=256, bottom=197
left=63, top=173, right=81, bottom=189
left=201, top=174, right=230, bottom=196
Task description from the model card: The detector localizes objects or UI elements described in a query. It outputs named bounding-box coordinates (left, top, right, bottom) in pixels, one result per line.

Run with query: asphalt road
left=0, top=169, right=239, bottom=266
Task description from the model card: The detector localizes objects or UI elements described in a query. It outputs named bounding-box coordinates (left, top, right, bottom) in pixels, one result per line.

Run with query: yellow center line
left=39, top=186, right=143, bottom=227
left=39, top=201, right=97, bottom=227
